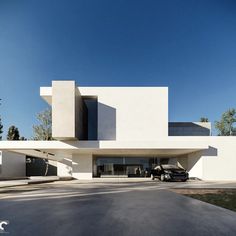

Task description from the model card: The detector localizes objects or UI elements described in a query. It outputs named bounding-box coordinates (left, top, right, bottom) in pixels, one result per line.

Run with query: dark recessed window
left=83, top=97, right=98, bottom=140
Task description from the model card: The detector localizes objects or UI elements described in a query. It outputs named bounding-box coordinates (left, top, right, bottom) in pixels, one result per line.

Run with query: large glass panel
left=94, top=156, right=171, bottom=177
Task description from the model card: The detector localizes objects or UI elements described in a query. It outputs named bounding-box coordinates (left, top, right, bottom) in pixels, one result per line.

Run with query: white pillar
left=72, top=154, right=93, bottom=180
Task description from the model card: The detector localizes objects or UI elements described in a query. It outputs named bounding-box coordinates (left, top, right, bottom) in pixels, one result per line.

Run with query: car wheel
left=160, top=174, right=165, bottom=181
left=151, top=174, right=155, bottom=180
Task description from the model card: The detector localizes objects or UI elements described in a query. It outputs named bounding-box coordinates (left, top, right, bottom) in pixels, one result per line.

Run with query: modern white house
left=0, top=80, right=236, bottom=180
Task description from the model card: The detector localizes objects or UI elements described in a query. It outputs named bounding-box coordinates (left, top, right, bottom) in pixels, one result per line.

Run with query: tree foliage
left=7, top=125, right=20, bottom=140
left=215, top=109, right=236, bottom=136
left=33, top=108, right=52, bottom=140
left=200, top=117, right=209, bottom=122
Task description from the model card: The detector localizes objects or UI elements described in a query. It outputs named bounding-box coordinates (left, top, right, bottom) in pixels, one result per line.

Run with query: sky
left=0, top=0, right=236, bottom=139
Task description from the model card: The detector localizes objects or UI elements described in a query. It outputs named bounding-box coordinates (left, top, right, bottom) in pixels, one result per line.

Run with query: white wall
left=202, top=138, right=236, bottom=181
left=57, top=155, right=93, bottom=180
left=187, top=152, right=203, bottom=179
left=57, top=159, right=72, bottom=177
left=72, top=154, right=93, bottom=180
left=80, top=87, right=168, bottom=141
left=186, top=137, right=236, bottom=181
left=0, top=151, right=25, bottom=177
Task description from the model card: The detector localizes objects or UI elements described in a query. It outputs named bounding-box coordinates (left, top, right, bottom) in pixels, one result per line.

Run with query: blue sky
left=0, top=0, right=236, bottom=138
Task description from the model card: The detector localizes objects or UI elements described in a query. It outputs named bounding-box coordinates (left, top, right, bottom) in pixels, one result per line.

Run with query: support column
left=72, top=154, right=93, bottom=180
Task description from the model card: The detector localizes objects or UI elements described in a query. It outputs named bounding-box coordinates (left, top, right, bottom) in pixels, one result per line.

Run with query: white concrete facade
left=72, top=154, right=93, bottom=180
left=177, top=137, right=236, bottom=181
left=42, top=85, right=169, bottom=141
left=0, top=80, right=236, bottom=180
left=200, top=138, right=236, bottom=181
left=81, top=87, right=168, bottom=141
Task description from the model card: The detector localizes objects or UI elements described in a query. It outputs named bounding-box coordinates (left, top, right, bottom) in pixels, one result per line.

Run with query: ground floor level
left=57, top=154, right=191, bottom=180
left=0, top=137, right=236, bottom=181
left=58, top=137, right=236, bottom=181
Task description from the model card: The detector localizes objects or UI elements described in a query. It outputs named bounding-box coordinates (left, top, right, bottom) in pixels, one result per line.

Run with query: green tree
left=215, top=109, right=236, bottom=136
left=200, top=117, right=209, bottom=122
left=33, top=108, right=52, bottom=140
left=32, top=108, right=52, bottom=176
left=7, top=125, right=20, bottom=140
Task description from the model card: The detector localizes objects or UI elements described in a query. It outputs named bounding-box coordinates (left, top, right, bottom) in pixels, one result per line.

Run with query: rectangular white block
left=52, top=81, right=76, bottom=140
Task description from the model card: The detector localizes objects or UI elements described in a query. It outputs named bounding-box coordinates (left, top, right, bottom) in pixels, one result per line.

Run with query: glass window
left=93, top=156, right=173, bottom=177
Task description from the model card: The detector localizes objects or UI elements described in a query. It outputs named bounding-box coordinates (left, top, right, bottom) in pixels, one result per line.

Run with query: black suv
left=150, top=164, right=188, bottom=182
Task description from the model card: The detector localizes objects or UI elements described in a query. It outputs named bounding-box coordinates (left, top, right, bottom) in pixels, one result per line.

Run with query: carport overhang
left=0, top=138, right=209, bottom=161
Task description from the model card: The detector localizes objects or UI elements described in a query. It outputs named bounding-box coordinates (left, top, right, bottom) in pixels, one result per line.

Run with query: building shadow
left=202, top=146, right=218, bottom=156
left=186, top=146, right=218, bottom=177
left=98, top=102, right=116, bottom=140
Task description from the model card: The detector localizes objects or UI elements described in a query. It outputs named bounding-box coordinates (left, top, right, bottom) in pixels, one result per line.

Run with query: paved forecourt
left=0, top=180, right=236, bottom=236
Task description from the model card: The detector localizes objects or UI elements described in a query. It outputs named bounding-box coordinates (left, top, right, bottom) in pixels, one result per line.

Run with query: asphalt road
left=0, top=181, right=236, bottom=236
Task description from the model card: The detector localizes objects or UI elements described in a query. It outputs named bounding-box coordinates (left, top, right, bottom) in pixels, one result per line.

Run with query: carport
left=0, top=138, right=209, bottom=179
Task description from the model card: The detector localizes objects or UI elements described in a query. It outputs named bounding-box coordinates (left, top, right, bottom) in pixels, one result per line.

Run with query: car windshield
left=161, top=165, right=182, bottom=170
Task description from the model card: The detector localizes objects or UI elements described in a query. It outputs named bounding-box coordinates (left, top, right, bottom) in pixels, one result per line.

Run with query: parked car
left=150, top=164, right=188, bottom=182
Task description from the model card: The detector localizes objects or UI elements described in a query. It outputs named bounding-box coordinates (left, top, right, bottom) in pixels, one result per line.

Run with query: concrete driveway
left=0, top=181, right=236, bottom=236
